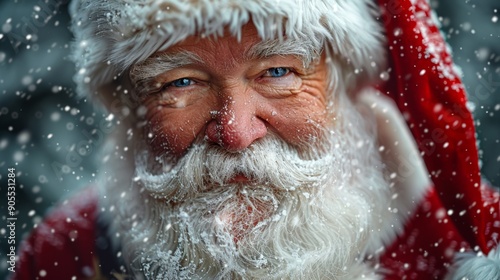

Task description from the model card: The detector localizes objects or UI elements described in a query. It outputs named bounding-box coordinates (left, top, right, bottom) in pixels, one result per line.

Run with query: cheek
left=144, top=104, right=209, bottom=157
left=268, top=95, right=329, bottom=147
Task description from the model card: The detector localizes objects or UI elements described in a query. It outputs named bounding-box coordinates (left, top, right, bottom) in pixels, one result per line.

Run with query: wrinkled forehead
left=131, top=24, right=320, bottom=71
left=150, top=23, right=287, bottom=63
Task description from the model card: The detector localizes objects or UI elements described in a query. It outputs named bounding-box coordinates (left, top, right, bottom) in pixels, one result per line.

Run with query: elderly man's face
left=133, top=23, right=330, bottom=160
left=117, top=23, right=391, bottom=279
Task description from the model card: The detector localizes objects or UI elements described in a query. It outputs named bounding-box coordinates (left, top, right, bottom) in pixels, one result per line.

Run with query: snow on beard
left=109, top=94, right=390, bottom=279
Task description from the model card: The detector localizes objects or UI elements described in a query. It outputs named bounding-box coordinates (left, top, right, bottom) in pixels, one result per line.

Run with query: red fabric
left=380, top=188, right=470, bottom=279
left=377, top=0, right=500, bottom=254
left=13, top=189, right=97, bottom=280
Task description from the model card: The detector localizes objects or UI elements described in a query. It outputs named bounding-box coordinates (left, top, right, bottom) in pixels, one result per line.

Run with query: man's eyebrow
left=246, top=39, right=319, bottom=67
left=129, top=51, right=202, bottom=82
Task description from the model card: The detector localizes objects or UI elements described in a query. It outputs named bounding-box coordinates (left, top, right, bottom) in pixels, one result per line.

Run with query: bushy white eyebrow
left=129, top=51, right=202, bottom=84
left=246, top=38, right=322, bottom=68
left=132, top=39, right=319, bottom=79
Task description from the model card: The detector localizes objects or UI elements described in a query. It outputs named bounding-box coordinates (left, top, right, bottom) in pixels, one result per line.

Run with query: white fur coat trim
left=446, top=248, right=500, bottom=280
left=358, top=90, right=432, bottom=255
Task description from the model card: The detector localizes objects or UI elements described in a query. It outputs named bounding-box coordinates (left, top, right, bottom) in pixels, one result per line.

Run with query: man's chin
left=212, top=186, right=281, bottom=244
left=176, top=183, right=282, bottom=244
left=106, top=164, right=388, bottom=279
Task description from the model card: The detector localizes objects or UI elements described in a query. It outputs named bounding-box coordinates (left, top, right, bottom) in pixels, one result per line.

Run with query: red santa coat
left=12, top=0, right=500, bottom=279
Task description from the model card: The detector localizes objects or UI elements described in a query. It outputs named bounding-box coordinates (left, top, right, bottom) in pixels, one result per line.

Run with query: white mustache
left=135, top=132, right=335, bottom=202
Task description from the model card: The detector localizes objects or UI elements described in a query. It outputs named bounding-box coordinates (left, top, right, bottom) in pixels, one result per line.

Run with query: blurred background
left=0, top=0, right=499, bottom=278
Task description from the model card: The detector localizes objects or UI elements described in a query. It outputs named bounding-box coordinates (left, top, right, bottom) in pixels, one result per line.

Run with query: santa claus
left=13, top=0, right=500, bottom=279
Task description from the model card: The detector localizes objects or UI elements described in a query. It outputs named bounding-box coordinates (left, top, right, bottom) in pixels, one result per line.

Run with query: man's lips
left=228, top=174, right=251, bottom=184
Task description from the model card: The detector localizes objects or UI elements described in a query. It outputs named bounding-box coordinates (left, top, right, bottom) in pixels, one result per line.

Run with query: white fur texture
left=356, top=90, right=432, bottom=252
left=446, top=248, right=500, bottom=280
left=69, top=0, right=386, bottom=105
left=100, top=92, right=395, bottom=279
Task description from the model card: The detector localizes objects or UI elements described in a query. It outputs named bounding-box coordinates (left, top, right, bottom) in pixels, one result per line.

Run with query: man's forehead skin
left=165, top=23, right=261, bottom=65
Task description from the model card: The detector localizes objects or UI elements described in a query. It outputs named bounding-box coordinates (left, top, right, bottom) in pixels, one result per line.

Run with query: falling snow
left=0, top=0, right=499, bottom=279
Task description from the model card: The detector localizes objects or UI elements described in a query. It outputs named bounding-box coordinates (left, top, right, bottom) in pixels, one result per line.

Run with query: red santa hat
left=68, top=0, right=500, bottom=276
left=377, top=0, right=500, bottom=276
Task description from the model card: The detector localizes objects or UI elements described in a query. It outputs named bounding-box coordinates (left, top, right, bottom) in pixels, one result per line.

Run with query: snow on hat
left=377, top=0, right=500, bottom=263
left=69, top=0, right=386, bottom=105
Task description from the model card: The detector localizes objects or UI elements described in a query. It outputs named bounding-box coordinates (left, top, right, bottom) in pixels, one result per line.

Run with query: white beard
left=100, top=93, right=391, bottom=280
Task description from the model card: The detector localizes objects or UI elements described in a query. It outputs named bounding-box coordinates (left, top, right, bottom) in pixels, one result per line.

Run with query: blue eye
left=267, top=67, right=289, bottom=78
left=171, top=78, right=193, bottom=87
